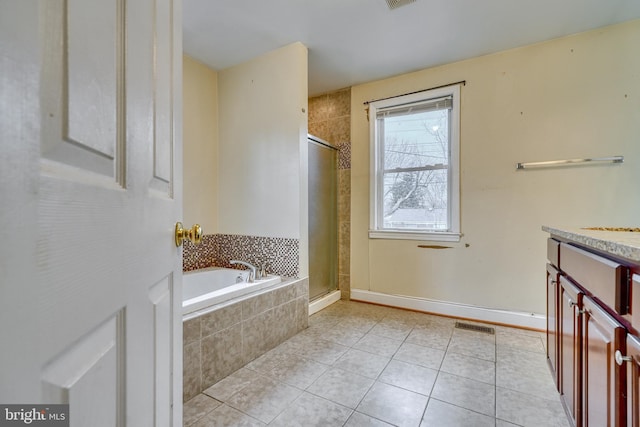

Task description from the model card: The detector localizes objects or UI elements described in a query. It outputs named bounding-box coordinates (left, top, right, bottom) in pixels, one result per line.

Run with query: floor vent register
left=454, top=321, right=495, bottom=334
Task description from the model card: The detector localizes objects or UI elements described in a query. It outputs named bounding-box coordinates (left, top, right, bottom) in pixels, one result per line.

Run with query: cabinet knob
left=615, top=350, right=632, bottom=366
left=568, top=300, right=586, bottom=315
left=614, top=350, right=632, bottom=366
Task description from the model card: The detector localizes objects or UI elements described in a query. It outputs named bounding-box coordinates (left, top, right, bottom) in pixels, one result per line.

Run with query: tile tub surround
left=184, top=300, right=569, bottom=426
left=183, top=277, right=309, bottom=402
left=183, top=233, right=300, bottom=278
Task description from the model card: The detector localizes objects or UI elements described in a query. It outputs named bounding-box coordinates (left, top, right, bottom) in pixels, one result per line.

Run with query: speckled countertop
left=543, top=226, right=640, bottom=263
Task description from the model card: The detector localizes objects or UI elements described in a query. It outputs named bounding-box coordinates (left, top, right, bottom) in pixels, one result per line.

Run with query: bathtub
left=182, top=267, right=281, bottom=315
left=182, top=269, right=308, bottom=400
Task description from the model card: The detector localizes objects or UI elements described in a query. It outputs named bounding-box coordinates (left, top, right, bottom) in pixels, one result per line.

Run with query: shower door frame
left=308, top=135, right=339, bottom=301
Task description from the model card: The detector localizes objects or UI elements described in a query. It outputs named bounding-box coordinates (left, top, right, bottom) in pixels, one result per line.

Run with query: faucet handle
left=260, top=264, right=267, bottom=278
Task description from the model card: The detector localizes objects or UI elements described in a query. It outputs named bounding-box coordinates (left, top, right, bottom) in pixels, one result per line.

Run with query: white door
left=0, top=1, right=183, bottom=426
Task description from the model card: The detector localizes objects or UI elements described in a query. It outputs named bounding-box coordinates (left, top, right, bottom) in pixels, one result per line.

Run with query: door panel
left=42, top=314, right=125, bottom=426
left=150, top=276, right=174, bottom=426
left=41, top=0, right=124, bottom=180
left=153, top=0, right=174, bottom=189
left=0, top=1, right=183, bottom=426
left=583, top=296, right=626, bottom=427
left=627, top=334, right=640, bottom=427
left=67, top=0, right=120, bottom=157
left=547, top=263, right=559, bottom=386
left=560, top=276, right=582, bottom=427
left=632, top=275, right=640, bottom=333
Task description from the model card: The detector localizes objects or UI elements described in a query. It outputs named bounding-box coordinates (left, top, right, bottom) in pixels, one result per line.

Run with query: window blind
left=376, top=96, right=452, bottom=118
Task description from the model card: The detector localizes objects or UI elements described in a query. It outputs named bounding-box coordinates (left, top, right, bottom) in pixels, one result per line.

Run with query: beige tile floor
left=184, top=300, right=569, bottom=427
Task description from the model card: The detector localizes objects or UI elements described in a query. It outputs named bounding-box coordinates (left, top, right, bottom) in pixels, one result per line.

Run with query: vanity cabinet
left=547, top=262, right=560, bottom=386
left=547, top=239, right=561, bottom=386
left=581, top=296, right=626, bottom=426
left=624, top=334, right=640, bottom=427
left=546, top=235, right=636, bottom=427
left=559, top=276, right=583, bottom=427
left=630, top=275, right=640, bottom=427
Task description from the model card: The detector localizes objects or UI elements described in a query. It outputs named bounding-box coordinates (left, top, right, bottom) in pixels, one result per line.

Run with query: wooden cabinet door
left=548, top=263, right=560, bottom=387
left=627, top=334, right=640, bottom=427
left=560, top=276, right=583, bottom=427
left=583, top=296, right=627, bottom=427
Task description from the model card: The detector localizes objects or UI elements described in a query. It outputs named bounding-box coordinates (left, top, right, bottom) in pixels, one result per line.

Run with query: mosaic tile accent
left=217, top=234, right=300, bottom=278
left=183, top=233, right=300, bottom=278
left=337, top=142, right=351, bottom=170
left=183, top=235, right=218, bottom=272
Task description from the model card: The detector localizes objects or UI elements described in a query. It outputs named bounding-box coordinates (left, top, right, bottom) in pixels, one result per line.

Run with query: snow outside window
left=368, top=85, right=461, bottom=241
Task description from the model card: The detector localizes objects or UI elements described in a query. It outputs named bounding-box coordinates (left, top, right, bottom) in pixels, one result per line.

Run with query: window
left=369, top=85, right=460, bottom=241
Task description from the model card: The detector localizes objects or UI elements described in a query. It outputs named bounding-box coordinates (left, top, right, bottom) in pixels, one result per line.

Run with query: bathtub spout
left=229, top=260, right=256, bottom=283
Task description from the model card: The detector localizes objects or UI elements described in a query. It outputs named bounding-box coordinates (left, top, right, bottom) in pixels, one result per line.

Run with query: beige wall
left=351, top=20, right=640, bottom=315
left=217, top=42, right=309, bottom=272
left=183, top=55, right=218, bottom=233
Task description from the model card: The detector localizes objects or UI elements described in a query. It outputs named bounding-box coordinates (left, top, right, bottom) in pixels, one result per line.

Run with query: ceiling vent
left=385, top=0, right=416, bottom=10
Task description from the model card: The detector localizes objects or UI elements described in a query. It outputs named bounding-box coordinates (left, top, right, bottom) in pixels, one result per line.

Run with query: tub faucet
left=229, top=260, right=257, bottom=283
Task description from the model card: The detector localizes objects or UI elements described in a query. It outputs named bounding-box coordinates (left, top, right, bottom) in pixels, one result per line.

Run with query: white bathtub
left=182, top=267, right=281, bottom=315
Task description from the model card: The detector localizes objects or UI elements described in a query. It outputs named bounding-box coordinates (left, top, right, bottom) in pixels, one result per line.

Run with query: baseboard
left=309, top=290, right=341, bottom=315
left=350, top=289, right=545, bottom=330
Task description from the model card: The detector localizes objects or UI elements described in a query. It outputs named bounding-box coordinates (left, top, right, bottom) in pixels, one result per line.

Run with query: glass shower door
left=308, top=135, right=338, bottom=301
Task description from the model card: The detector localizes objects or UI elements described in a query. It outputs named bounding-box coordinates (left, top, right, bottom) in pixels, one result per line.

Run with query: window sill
left=368, top=230, right=462, bottom=242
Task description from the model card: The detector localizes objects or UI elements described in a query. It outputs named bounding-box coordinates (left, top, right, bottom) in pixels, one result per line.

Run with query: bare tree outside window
left=381, top=109, right=449, bottom=230
left=369, top=85, right=460, bottom=241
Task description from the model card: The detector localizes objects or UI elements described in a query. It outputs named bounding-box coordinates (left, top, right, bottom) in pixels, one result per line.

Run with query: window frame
left=368, top=85, right=461, bottom=242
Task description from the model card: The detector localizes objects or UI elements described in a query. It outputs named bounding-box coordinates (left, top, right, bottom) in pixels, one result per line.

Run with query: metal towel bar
left=516, top=156, right=623, bottom=170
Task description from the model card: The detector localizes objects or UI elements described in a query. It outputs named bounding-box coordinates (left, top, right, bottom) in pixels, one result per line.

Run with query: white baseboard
left=309, top=290, right=341, bottom=315
left=351, top=289, right=545, bottom=330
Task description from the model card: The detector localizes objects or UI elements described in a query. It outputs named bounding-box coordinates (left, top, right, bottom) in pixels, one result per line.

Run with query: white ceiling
left=183, top=0, right=640, bottom=96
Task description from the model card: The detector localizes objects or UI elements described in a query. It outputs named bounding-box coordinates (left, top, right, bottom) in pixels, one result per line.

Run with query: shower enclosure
left=307, top=135, right=338, bottom=301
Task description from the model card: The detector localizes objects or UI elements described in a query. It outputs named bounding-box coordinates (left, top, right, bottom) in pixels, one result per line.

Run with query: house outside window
left=369, top=85, right=461, bottom=241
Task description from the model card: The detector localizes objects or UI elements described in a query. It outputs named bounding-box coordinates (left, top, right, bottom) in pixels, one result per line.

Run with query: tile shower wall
left=183, top=277, right=309, bottom=402
left=308, top=88, right=351, bottom=300
left=183, top=234, right=299, bottom=278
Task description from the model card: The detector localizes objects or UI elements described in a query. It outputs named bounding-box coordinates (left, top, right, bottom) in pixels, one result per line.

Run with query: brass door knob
left=175, top=222, right=203, bottom=247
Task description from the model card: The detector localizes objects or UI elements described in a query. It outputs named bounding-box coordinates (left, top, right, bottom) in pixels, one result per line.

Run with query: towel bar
left=516, top=156, right=623, bottom=170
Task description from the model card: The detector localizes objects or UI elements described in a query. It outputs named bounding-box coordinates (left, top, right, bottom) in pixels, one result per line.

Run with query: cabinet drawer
left=560, top=242, right=629, bottom=315
left=547, top=238, right=560, bottom=267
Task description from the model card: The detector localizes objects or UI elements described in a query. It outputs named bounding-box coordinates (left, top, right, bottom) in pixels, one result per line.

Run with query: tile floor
left=184, top=301, right=569, bottom=427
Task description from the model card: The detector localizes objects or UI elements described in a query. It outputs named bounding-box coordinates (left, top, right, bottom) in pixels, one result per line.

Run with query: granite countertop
left=543, top=225, right=640, bottom=263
